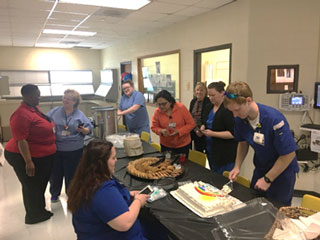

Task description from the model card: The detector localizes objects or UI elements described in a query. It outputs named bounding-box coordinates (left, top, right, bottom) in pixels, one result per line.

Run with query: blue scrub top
left=234, top=103, right=299, bottom=205
left=72, top=179, right=146, bottom=240
left=47, top=106, right=93, bottom=151
left=234, top=103, right=298, bottom=172
left=119, top=90, right=149, bottom=133
left=205, top=109, right=215, bottom=154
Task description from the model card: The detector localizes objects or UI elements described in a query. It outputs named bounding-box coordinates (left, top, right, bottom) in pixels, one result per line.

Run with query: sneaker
left=51, top=196, right=59, bottom=203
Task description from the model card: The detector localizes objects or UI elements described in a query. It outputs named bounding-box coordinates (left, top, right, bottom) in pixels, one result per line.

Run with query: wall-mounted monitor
left=314, top=82, right=320, bottom=109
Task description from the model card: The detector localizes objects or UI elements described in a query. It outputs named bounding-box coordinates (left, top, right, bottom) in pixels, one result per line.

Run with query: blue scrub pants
left=251, top=167, right=296, bottom=206
left=128, top=125, right=150, bottom=136
left=50, top=148, right=83, bottom=198
left=208, top=160, right=235, bottom=175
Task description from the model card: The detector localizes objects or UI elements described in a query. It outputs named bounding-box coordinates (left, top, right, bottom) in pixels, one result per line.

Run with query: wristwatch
left=264, top=175, right=272, bottom=184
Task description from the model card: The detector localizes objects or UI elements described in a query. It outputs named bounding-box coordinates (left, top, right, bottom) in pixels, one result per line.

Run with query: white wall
left=1, top=0, right=319, bottom=192
left=243, top=0, right=320, bottom=191
left=247, top=0, right=320, bottom=133
left=0, top=47, right=102, bottom=126
left=101, top=0, right=320, bottom=192
left=0, top=46, right=102, bottom=89
left=101, top=0, right=250, bottom=142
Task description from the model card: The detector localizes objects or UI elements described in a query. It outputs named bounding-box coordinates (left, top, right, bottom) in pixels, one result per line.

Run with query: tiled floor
left=0, top=161, right=75, bottom=240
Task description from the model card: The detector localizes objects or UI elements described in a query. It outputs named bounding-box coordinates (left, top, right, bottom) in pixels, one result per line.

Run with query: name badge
left=168, top=122, right=176, bottom=128
left=61, top=130, right=70, bottom=136
left=253, top=132, right=264, bottom=146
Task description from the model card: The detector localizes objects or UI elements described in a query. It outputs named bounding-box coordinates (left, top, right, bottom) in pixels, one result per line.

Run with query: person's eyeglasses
left=156, top=102, right=168, bottom=107
left=122, top=87, right=130, bottom=91
left=224, top=92, right=246, bottom=99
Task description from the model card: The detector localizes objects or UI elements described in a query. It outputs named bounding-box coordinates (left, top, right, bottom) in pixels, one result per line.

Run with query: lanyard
left=64, top=113, right=73, bottom=130
left=33, top=107, right=51, bottom=123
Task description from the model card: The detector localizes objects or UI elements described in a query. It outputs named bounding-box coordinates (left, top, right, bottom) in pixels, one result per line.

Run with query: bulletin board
left=138, top=50, right=180, bottom=103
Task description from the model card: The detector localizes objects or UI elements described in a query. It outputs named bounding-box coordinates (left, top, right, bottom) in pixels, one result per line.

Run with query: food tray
left=212, top=198, right=278, bottom=239
left=126, top=157, right=183, bottom=180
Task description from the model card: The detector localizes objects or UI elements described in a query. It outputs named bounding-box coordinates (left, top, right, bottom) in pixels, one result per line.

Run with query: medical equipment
left=279, top=93, right=309, bottom=111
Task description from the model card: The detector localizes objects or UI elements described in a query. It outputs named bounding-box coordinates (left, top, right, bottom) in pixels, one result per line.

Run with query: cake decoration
left=171, top=181, right=244, bottom=218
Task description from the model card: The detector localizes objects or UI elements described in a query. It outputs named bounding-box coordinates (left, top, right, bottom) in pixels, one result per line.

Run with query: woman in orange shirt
left=151, top=90, right=195, bottom=157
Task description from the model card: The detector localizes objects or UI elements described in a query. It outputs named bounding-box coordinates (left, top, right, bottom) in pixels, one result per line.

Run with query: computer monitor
left=314, top=82, right=320, bottom=109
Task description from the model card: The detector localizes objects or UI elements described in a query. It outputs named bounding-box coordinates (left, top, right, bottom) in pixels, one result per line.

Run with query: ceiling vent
left=94, top=7, right=132, bottom=18
left=73, top=46, right=92, bottom=49
left=61, top=41, right=81, bottom=45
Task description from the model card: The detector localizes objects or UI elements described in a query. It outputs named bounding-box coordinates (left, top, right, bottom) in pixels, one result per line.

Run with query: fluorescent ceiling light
left=43, top=29, right=96, bottom=36
left=58, top=0, right=151, bottom=10
left=35, top=43, right=75, bottom=48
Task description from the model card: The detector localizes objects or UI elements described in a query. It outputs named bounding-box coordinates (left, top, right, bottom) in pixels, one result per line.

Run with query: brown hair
left=224, top=81, right=253, bottom=106
left=67, top=140, right=113, bottom=213
left=122, top=80, right=134, bottom=87
left=194, top=82, right=207, bottom=96
left=208, top=81, right=226, bottom=93
left=64, top=89, right=81, bottom=108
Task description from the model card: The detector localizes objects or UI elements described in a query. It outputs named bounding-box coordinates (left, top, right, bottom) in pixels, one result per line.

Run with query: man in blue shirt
left=118, top=80, right=150, bottom=136
left=224, top=81, right=299, bottom=206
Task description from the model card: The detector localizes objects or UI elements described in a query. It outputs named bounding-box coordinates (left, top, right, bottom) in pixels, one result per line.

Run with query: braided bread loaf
left=127, top=157, right=183, bottom=179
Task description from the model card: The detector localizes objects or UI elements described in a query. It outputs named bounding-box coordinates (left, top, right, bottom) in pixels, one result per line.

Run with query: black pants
left=190, top=131, right=206, bottom=152
left=161, top=143, right=190, bottom=159
left=5, top=150, right=54, bottom=222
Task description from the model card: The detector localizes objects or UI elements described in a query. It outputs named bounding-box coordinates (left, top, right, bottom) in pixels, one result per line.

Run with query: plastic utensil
left=150, top=156, right=166, bottom=166
left=221, top=180, right=233, bottom=195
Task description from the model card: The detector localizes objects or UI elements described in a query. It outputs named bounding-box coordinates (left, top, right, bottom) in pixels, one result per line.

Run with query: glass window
left=194, top=44, right=231, bottom=87
left=138, top=50, right=180, bottom=102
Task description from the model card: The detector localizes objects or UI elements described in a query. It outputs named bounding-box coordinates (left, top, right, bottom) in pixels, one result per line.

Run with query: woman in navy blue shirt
left=67, top=140, right=150, bottom=240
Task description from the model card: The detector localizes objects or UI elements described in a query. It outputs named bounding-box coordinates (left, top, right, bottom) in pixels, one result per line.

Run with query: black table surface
left=113, top=152, right=266, bottom=240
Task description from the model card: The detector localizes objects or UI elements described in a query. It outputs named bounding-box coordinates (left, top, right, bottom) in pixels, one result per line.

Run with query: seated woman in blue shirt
left=67, top=140, right=150, bottom=240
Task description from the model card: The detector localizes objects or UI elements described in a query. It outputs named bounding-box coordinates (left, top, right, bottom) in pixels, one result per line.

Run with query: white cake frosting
left=172, top=181, right=243, bottom=218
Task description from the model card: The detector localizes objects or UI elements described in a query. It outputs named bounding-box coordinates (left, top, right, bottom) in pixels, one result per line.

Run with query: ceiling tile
left=157, top=14, right=189, bottom=23
left=175, top=6, right=211, bottom=17
left=50, top=11, right=87, bottom=21
left=141, top=2, right=188, bottom=14
left=8, top=0, right=53, bottom=11
left=0, top=0, right=236, bottom=48
left=195, top=0, right=234, bottom=9
left=157, top=0, right=201, bottom=5
left=54, top=2, right=99, bottom=15
left=46, top=18, right=79, bottom=26
left=125, top=11, right=167, bottom=21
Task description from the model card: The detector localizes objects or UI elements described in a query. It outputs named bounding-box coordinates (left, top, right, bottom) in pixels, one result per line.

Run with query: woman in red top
left=5, top=84, right=56, bottom=224
left=151, top=90, right=195, bottom=157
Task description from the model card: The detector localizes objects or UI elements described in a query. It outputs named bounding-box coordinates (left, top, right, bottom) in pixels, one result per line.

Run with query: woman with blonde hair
left=47, top=89, right=93, bottom=202
left=189, top=82, right=212, bottom=152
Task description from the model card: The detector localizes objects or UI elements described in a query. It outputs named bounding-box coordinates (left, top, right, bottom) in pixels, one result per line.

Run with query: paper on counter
left=311, top=130, right=320, bottom=153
